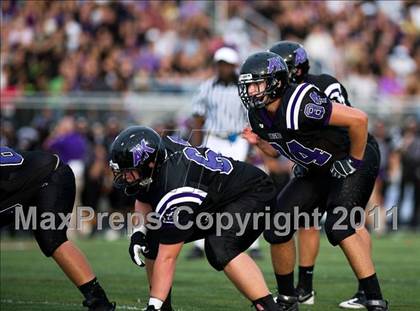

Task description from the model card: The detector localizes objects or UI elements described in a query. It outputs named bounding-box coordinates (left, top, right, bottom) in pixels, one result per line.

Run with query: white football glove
left=128, top=226, right=149, bottom=267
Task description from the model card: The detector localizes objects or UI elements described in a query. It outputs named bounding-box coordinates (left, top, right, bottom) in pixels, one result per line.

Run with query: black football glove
left=292, top=163, right=308, bottom=178
left=330, top=156, right=363, bottom=179
left=128, top=226, right=149, bottom=267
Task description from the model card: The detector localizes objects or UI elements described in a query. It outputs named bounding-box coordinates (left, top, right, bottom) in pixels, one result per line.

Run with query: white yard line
left=0, top=299, right=143, bottom=310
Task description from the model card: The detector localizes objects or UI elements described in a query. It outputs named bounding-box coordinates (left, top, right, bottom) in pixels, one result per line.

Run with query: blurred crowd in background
left=1, top=0, right=419, bottom=96
left=1, top=0, right=419, bottom=235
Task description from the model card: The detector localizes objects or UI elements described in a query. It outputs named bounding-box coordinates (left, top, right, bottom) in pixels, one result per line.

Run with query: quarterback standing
left=238, top=52, right=388, bottom=311
left=268, top=41, right=366, bottom=308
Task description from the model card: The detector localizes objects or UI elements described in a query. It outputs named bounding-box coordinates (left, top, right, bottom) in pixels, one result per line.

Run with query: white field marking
left=0, top=299, right=143, bottom=310
left=0, top=241, right=38, bottom=251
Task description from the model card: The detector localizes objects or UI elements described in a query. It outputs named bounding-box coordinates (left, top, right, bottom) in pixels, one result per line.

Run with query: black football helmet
left=109, top=126, right=165, bottom=195
left=269, top=41, right=310, bottom=83
left=238, top=51, right=289, bottom=110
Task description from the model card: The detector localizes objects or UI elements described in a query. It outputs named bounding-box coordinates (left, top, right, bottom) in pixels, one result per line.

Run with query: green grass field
left=1, top=232, right=419, bottom=311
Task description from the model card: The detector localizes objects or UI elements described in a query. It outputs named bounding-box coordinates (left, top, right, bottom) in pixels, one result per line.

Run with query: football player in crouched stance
left=238, top=52, right=388, bottom=311
left=109, top=126, right=280, bottom=311
left=0, top=147, right=115, bottom=311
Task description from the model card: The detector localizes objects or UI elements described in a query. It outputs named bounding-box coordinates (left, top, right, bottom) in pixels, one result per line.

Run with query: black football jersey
left=305, top=73, right=351, bottom=106
left=248, top=82, right=350, bottom=173
left=0, top=147, right=59, bottom=213
left=135, top=135, right=275, bottom=244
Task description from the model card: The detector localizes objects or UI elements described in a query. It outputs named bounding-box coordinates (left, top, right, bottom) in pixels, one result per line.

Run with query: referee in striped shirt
left=188, top=47, right=262, bottom=259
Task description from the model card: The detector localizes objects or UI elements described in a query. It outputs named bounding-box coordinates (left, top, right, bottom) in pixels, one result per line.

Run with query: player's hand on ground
left=293, top=163, right=308, bottom=178
left=128, top=226, right=149, bottom=267
left=242, top=127, right=260, bottom=145
left=330, top=157, right=363, bottom=179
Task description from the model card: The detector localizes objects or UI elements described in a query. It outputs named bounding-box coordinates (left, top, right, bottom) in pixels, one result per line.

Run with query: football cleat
left=365, top=300, right=389, bottom=311
left=295, top=287, right=315, bottom=305
left=339, top=290, right=367, bottom=309
left=82, top=298, right=116, bottom=311
left=276, top=294, right=299, bottom=311
left=161, top=304, right=174, bottom=311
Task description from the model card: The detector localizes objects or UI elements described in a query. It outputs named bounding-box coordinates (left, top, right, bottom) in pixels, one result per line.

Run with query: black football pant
left=264, top=135, right=380, bottom=246
left=2, top=162, right=75, bottom=256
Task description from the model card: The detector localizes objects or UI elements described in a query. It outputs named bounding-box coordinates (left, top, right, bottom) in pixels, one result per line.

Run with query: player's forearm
left=347, top=114, right=368, bottom=160
left=133, top=200, right=152, bottom=226
left=191, top=116, right=204, bottom=146
left=329, top=103, right=368, bottom=160
left=191, top=130, right=203, bottom=146
left=256, top=139, right=280, bottom=158
left=149, top=256, right=176, bottom=301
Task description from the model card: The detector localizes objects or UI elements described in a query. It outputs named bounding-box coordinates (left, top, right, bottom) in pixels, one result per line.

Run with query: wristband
left=349, top=156, right=364, bottom=169
left=132, top=225, right=147, bottom=236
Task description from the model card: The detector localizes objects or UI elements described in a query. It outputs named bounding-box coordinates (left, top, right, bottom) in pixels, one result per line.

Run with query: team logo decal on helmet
left=267, top=56, right=286, bottom=74
left=294, top=47, right=308, bottom=66
left=131, top=139, right=155, bottom=167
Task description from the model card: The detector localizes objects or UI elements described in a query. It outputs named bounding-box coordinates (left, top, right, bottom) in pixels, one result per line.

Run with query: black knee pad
left=204, top=245, right=226, bottom=271
left=263, top=226, right=295, bottom=244
left=33, top=164, right=75, bottom=257
left=324, top=209, right=356, bottom=246
left=34, top=228, right=68, bottom=257
left=204, top=236, right=241, bottom=271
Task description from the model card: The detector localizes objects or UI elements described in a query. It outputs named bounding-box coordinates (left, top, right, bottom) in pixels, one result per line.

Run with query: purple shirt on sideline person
left=48, top=132, right=87, bottom=164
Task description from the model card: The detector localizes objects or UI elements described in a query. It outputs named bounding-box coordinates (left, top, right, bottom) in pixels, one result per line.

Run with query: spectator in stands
left=398, top=118, right=420, bottom=229
left=1, top=0, right=418, bottom=95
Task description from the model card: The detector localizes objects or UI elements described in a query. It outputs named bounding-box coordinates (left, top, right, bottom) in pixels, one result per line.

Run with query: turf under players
left=0, top=147, right=115, bottom=311
left=109, top=126, right=280, bottom=311
left=238, top=52, right=388, bottom=311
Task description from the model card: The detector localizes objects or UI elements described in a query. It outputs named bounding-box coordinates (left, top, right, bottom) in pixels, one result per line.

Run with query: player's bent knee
left=206, top=255, right=226, bottom=271
left=324, top=214, right=356, bottom=246
left=204, top=239, right=239, bottom=271
left=263, top=228, right=295, bottom=244
left=205, top=248, right=229, bottom=271
left=35, top=230, right=68, bottom=257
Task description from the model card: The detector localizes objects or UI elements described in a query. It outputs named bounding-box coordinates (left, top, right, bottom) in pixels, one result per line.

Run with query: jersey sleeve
left=247, top=110, right=267, bottom=140
left=135, top=187, right=154, bottom=205
left=155, top=187, right=208, bottom=244
left=286, top=83, right=332, bottom=131
left=320, top=74, right=350, bottom=106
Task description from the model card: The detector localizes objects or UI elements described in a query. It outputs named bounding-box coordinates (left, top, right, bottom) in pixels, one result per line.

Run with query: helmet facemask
left=238, top=75, right=281, bottom=110
left=110, top=159, right=155, bottom=196
left=112, top=169, right=153, bottom=195
left=286, top=63, right=299, bottom=83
